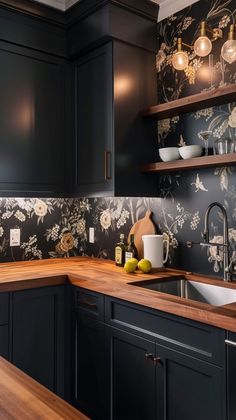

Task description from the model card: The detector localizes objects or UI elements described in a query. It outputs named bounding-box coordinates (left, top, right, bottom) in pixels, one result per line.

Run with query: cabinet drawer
left=73, top=288, right=104, bottom=321
left=0, top=293, right=9, bottom=325
left=105, top=297, right=224, bottom=366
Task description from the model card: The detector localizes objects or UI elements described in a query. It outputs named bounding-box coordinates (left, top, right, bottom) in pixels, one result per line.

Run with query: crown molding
left=32, top=0, right=66, bottom=9
left=65, top=0, right=78, bottom=9
left=158, top=0, right=199, bottom=21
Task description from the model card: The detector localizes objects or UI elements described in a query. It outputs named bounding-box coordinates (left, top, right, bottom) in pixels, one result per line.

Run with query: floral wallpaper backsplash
left=0, top=194, right=236, bottom=279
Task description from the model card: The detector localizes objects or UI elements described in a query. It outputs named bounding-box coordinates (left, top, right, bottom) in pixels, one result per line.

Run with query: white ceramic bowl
left=159, top=147, right=180, bottom=162
left=179, top=145, right=203, bottom=159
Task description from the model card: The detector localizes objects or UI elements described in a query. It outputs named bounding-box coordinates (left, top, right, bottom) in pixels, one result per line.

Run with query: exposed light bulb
left=172, top=51, right=189, bottom=71
left=194, top=36, right=212, bottom=57
left=221, top=25, right=236, bottom=64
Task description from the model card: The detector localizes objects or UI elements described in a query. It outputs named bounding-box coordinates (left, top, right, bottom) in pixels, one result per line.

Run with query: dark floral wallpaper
left=1, top=0, right=236, bottom=281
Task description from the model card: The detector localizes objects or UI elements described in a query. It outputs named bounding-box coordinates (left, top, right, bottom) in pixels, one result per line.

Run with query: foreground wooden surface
left=0, top=356, right=89, bottom=420
left=0, top=256, right=236, bottom=332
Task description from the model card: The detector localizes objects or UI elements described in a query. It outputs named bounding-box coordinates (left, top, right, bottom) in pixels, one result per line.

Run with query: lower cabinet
left=12, top=286, right=65, bottom=397
left=226, top=332, right=236, bottom=420
left=106, top=326, right=225, bottom=420
left=156, top=344, right=225, bottom=420
left=73, top=290, right=227, bottom=420
left=0, top=292, right=9, bottom=360
left=0, top=325, right=9, bottom=359
left=105, top=326, right=156, bottom=420
left=72, top=312, right=105, bottom=419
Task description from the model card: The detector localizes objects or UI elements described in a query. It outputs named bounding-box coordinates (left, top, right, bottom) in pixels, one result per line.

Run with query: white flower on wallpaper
left=191, top=174, right=208, bottom=192
left=20, top=235, right=42, bottom=260
left=34, top=199, right=48, bottom=219
left=45, top=224, right=60, bottom=241
left=190, top=212, right=200, bottom=230
left=100, top=209, right=112, bottom=230
left=76, top=219, right=86, bottom=235
left=160, top=202, right=201, bottom=250
left=15, top=210, right=26, bottom=222
left=194, top=108, right=213, bottom=121
left=0, top=227, right=4, bottom=238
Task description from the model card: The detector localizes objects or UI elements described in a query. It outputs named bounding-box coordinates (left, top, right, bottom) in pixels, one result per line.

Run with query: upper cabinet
left=70, top=0, right=159, bottom=197
left=0, top=42, right=66, bottom=195
left=0, top=0, right=159, bottom=197
left=72, top=39, right=158, bottom=197
left=73, top=44, right=113, bottom=195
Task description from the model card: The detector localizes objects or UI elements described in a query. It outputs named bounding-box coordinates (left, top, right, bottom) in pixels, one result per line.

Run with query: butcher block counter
left=0, top=256, right=236, bottom=332
left=0, top=356, right=89, bottom=420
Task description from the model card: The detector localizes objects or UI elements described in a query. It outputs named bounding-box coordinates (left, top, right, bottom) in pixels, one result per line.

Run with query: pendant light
left=194, top=21, right=222, bottom=57
left=221, top=24, right=236, bottom=64
left=194, top=21, right=212, bottom=57
left=172, top=38, right=189, bottom=71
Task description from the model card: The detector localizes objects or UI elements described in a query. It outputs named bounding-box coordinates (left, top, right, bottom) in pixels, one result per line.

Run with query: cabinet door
left=12, top=286, right=65, bottom=397
left=156, top=344, right=226, bottom=420
left=0, top=42, right=65, bottom=194
left=72, top=312, right=105, bottom=420
left=0, top=325, right=8, bottom=359
left=73, top=43, right=113, bottom=195
left=226, top=332, right=236, bottom=420
left=106, top=326, right=156, bottom=420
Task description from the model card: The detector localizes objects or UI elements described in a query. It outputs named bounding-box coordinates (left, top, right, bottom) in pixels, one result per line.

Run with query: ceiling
left=32, top=0, right=199, bottom=21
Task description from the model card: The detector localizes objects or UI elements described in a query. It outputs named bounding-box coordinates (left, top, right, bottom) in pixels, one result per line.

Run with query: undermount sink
left=129, top=277, right=236, bottom=306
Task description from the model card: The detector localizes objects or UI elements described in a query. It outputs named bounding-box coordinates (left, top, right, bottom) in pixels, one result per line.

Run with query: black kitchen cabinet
left=71, top=290, right=227, bottom=420
left=105, top=325, right=225, bottom=420
left=12, top=286, right=65, bottom=397
left=73, top=43, right=113, bottom=195
left=0, top=41, right=65, bottom=195
left=0, top=292, right=9, bottom=359
left=105, top=326, right=156, bottom=420
left=72, top=39, right=157, bottom=197
left=156, top=344, right=225, bottom=420
left=226, top=332, right=236, bottom=420
left=72, top=287, right=106, bottom=419
left=105, top=295, right=226, bottom=420
left=0, top=325, right=8, bottom=359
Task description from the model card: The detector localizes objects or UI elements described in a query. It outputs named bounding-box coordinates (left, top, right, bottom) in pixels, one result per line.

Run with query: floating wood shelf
left=141, top=84, right=236, bottom=120
left=141, top=153, right=236, bottom=173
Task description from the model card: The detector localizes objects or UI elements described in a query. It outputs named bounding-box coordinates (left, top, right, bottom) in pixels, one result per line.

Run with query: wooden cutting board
left=128, top=210, right=157, bottom=259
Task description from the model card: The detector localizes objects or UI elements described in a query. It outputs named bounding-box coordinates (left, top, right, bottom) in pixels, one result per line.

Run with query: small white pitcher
left=142, top=234, right=169, bottom=269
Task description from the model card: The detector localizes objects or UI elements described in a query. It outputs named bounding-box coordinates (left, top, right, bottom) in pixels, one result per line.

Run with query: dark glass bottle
left=125, top=234, right=138, bottom=263
left=115, top=233, right=126, bottom=266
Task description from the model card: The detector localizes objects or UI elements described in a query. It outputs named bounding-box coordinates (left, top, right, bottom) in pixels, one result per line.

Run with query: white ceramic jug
left=142, top=234, right=169, bottom=268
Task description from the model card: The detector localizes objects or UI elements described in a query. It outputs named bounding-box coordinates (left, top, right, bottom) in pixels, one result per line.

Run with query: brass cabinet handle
left=104, top=151, right=112, bottom=180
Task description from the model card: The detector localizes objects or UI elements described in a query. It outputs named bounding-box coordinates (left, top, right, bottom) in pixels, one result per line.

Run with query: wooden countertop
left=1, top=256, right=236, bottom=332
left=0, top=356, right=89, bottom=420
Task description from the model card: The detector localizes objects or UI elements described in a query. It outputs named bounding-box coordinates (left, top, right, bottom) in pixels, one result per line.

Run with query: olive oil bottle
left=115, top=233, right=126, bottom=266
left=125, top=234, right=138, bottom=263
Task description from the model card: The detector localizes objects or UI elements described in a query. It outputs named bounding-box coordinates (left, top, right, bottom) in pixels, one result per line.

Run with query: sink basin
left=129, top=277, right=236, bottom=306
